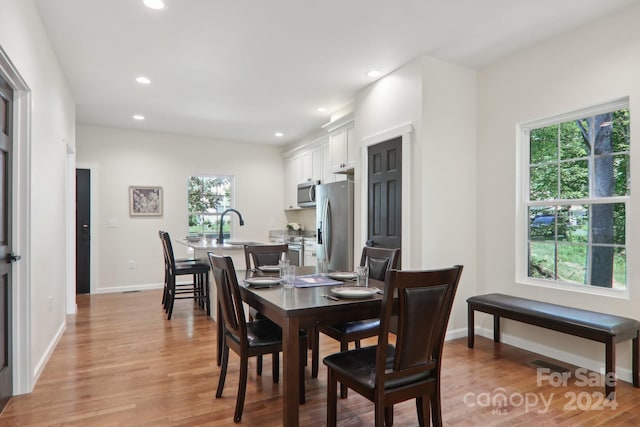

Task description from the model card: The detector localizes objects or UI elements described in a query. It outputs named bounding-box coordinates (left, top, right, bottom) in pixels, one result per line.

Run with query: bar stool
left=159, top=231, right=210, bottom=319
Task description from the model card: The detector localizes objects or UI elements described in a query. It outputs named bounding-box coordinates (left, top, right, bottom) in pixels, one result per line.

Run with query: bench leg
left=633, top=333, right=639, bottom=388
left=605, top=338, right=615, bottom=399
left=493, top=315, right=500, bottom=343
left=468, top=304, right=475, bottom=348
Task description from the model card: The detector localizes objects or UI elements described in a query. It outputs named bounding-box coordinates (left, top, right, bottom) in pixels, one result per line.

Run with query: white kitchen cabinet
left=303, top=240, right=317, bottom=267
left=301, top=145, right=322, bottom=182
left=320, top=142, right=334, bottom=184
left=283, top=154, right=302, bottom=210
left=304, top=250, right=317, bottom=267
left=329, top=124, right=356, bottom=175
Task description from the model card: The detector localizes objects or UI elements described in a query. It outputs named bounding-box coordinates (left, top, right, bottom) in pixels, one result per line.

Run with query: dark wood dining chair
left=323, top=265, right=463, bottom=427
left=244, top=243, right=289, bottom=271
left=159, top=231, right=210, bottom=320
left=208, top=253, right=307, bottom=423
left=243, top=243, right=290, bottom=373
left=311, top=246, right=400, bottom=397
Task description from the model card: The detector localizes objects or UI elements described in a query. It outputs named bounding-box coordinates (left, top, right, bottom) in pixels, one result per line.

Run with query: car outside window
left=522, top=100, right=629, bottom=290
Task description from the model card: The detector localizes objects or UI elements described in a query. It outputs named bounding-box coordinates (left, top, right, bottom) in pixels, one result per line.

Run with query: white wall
left=0, top=0, right=76, bottom=392
left=419, top=56, right=477, bottom=331
left=354, top=56, right=477, bottom=332
left=355, top=59, right=423, bottom=268
left=75, top=124, right=287, bottom=292
left=477, top=4, right=640, bottom=378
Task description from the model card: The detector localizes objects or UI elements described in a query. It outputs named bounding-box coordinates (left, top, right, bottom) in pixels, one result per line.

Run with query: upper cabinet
left=282, top=114, right=355, bottom=210
left=320, top=142, right=334, bottom=184
left=301, top=145, right=322, bottom=183
left=283, top=154, right=302, bottom=210
left=326, top=115, right=356, bottom=176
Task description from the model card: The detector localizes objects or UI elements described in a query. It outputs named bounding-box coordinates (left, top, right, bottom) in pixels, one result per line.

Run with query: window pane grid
left=524, top=104, right=629, bottom=289
left=188, top=176, right=234, bottom=236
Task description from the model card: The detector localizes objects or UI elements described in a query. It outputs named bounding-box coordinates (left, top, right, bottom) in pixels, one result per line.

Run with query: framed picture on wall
left=129, top=186, right=163, bottom=216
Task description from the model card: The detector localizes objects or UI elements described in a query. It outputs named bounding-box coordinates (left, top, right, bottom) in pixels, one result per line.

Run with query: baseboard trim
left=94, top=282, right=164, bottom=294
left=32, top=319, right=66, bottom=388
left=470, top=326, right=633, bottom=384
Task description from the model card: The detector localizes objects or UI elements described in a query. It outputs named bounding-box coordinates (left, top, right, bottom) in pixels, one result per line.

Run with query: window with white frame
left=187, top=176, right=234, bottom=237
left=522, top=100, right=629, bottom=290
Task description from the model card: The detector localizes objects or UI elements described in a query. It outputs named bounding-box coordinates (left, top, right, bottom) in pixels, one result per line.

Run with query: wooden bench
left=467, top=293, right=640, bottom=398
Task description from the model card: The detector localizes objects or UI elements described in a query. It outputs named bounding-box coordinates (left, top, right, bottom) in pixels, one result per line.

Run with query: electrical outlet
left=48, top=296, right=53, bottom=312
left=129, top=260, right=136, bottom=269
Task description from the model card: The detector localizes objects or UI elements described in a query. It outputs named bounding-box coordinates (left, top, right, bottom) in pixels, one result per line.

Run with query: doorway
left=367, top=137, right=402, bottom=252
left=0, top=74, right=14, bottom=411
left=76, top=169, right=90, bottom=294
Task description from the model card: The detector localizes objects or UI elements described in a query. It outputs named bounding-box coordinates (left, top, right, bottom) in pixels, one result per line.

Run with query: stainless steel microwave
left=297, top=180, right=320, bottom=208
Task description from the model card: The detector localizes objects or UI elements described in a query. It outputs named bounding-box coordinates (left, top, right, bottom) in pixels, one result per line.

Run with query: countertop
left=176, top=238, right=265, bottom=251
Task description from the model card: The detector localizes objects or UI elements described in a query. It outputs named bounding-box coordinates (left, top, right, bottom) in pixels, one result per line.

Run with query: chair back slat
left=360, top=247, right=400, bottom=280
left=209, top=254, right=247, bottom=339
left=159, top=231, right=178, bottom=272
left=377, top=266, right=463, bottom=384
left=396, top=285, right=447, bottom=370
left=244, top=244, right=288, bottom=270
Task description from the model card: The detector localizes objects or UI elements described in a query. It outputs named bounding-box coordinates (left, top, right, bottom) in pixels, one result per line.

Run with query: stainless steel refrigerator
left=316, top=180, right=354, bottom=272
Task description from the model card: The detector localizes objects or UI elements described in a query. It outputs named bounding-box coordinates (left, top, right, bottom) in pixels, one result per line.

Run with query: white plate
left=328, top=271, right=357, bottom=280
left=330, top=286, right=378, bottom=299
left=258, top=265, right=281, bottom=272
left=244, top=277, right=282, bottom=288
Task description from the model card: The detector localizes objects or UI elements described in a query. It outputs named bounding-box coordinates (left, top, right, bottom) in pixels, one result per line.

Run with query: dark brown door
left=76, top=169, right=90, bottom=294
left=367, top=137, right=402, bottom=253
left=0, top=74, right=14, bottom=411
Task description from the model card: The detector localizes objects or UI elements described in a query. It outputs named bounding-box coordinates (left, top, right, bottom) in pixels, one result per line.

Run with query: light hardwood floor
left=1, top=290, right=639, bottom=426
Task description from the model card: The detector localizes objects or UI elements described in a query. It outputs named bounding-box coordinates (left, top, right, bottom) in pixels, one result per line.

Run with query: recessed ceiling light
left=143, top=0, right=166, bottom=10
left=136, top=76, right=151, bottom=84
left=366, top=70, right=383, bottom=78
left=316, top=107, right=327, bottom=113
left=274, top=132, right=284, bottom=137
left=133, top=115, right=145, bottom=121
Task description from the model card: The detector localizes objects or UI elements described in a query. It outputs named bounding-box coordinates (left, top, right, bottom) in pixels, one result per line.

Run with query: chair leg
left=384, top=405, right=394, bottom=426
left=327, top=367, right=338, bottom=427
left=416, top=396, right=430, bottom=427
left=311, top=328, right=320, bottom=378
left=374, top=402, right=385, bottom=427
left=216, top=343, right=229, bottom=398
left=166, top=279, right=176, bottom=320
left=193, top=273, right=200, bottom=307
left=339, top=340, right=349, bottom=398
left=204, top=273, right=211, bottom=316
left=162, top=269, right=168, bottom=305
left=355, top=339, right=361, bottom=349
left=299, top=336, right=307, bottom=404
left=272, top=352, right=279, bottom=383
left=431, top=386, right=442, bottom=427
left=234, top=354, right=249, bottom=423
left=257, top=355, right=263, bottom=376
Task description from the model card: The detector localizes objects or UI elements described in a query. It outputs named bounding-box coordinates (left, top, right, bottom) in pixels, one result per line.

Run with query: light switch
left=107, top=219, right=118, bottom=228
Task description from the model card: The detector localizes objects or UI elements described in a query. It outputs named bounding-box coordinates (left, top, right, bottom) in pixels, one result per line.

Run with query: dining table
left=237, top=265, right=386, bottom=427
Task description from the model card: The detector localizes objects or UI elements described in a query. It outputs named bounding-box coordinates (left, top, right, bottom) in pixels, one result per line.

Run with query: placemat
left=293, top=274, right=342, bottom=288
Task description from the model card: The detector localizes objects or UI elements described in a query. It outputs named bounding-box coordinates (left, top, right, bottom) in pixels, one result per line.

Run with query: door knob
left=7, top=253, right=21, bottom=263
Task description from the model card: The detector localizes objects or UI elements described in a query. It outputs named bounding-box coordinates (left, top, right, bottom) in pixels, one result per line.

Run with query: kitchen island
left=175, top=238, right=265, bottom=322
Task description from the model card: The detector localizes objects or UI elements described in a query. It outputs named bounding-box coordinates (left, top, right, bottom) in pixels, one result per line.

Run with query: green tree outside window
left=188, top=176, right=233, bottom=236
left=527, top=106, right=629, bottom=288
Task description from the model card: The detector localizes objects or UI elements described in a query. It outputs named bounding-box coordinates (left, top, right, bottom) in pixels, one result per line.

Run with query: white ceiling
left=35, top=0, right=636, bottom=145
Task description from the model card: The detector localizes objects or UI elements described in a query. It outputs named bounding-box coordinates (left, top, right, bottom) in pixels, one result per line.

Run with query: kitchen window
left=188, top=175, right=234, bottom=237
left=519, top=99, right=630, bottom=291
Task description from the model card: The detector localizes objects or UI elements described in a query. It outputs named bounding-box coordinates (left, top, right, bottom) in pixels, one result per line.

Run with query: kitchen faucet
left=217, top=208, right=245, bottom=244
